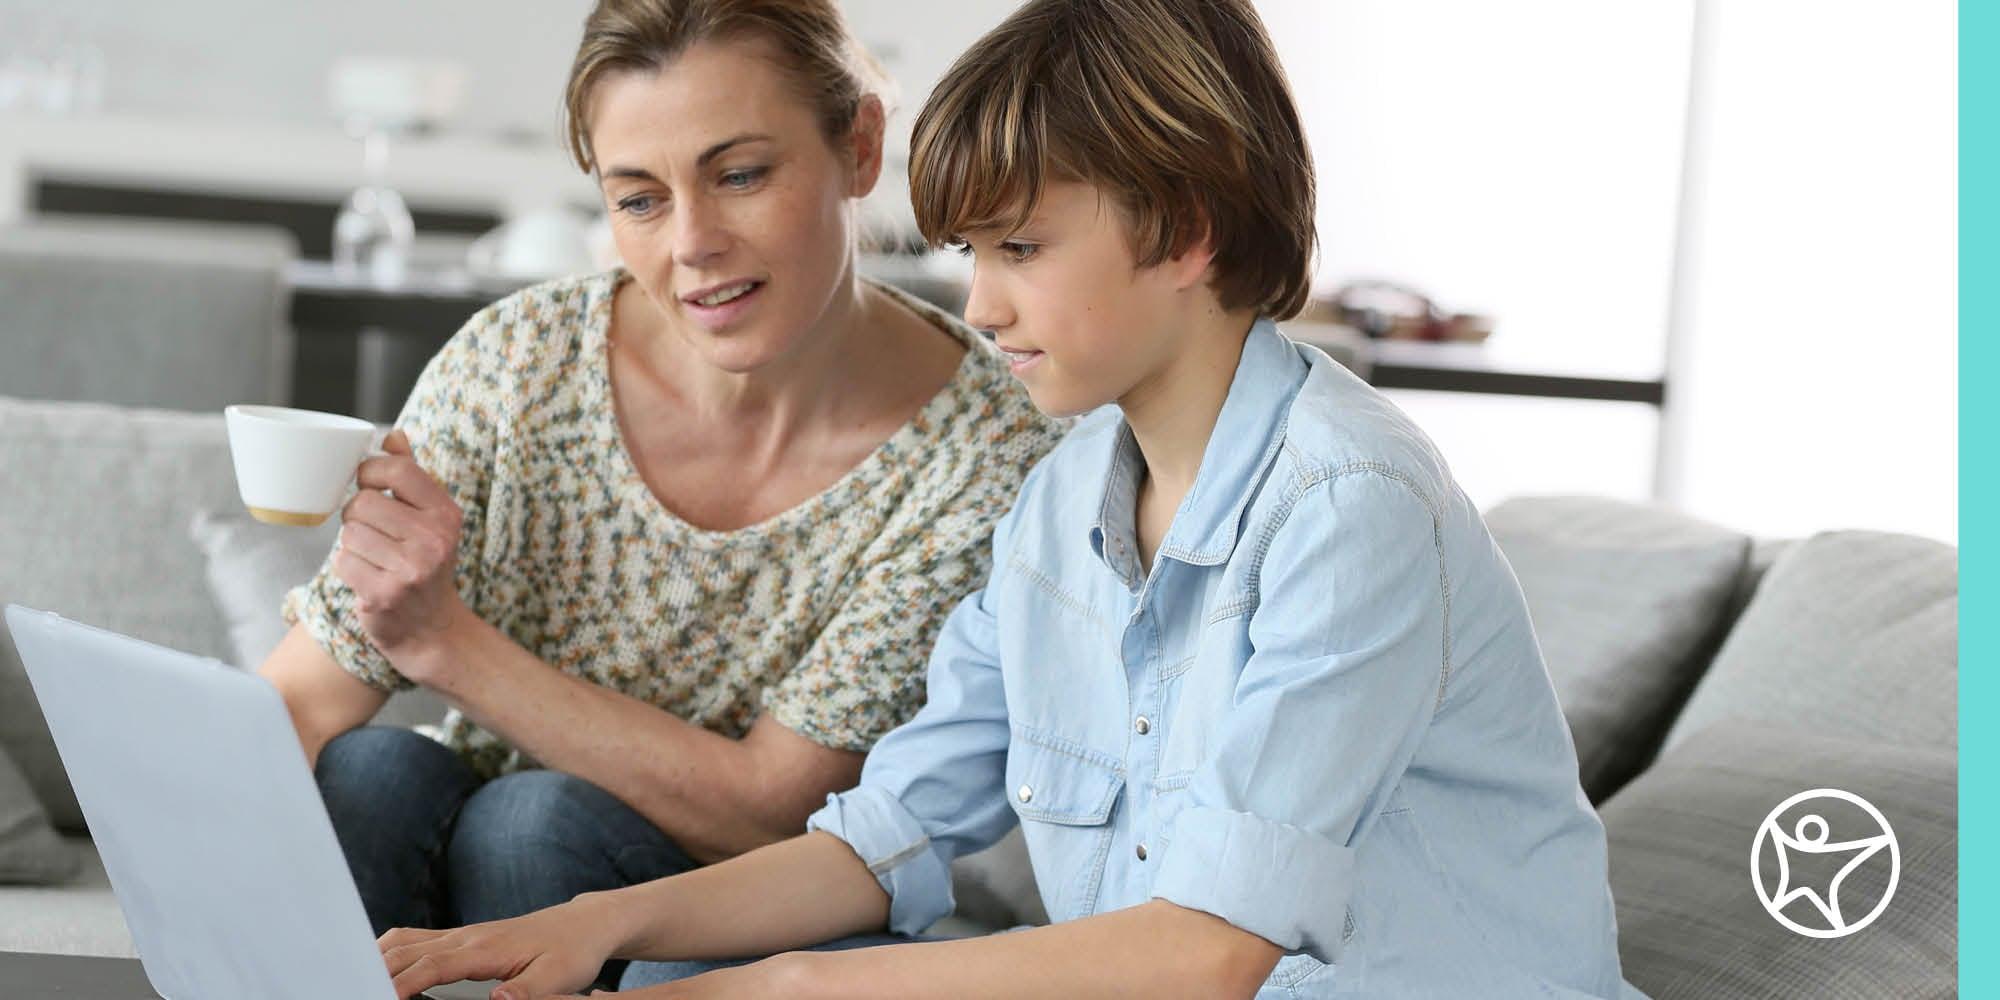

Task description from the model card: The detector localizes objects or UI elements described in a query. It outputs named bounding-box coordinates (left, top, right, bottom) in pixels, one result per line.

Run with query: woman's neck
left=620, top=265, right=874, bottom=441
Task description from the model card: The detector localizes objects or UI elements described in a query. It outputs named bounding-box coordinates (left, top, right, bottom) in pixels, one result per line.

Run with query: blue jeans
left=314, top=726, right=698, bottom=935
left=618, top=933, right=943, bottom=989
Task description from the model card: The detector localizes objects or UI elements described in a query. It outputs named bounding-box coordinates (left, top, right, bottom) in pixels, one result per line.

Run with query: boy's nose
left=961, top=273, right=1013, bottom=333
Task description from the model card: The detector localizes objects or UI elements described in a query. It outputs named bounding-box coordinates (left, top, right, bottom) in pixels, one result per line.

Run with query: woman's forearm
left=796, top=900, right=1282, bottom=1000
left=260, top=625, right=391, bottom=769
left=599, top=830, right=892, bottom=963
left=389, top=607, right=835, bottom=860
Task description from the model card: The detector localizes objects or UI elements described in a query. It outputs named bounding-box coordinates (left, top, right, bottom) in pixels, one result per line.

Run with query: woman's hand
left=334, top=428, right=473, bottom=668
left=380, top=894, right=628, bottom=1000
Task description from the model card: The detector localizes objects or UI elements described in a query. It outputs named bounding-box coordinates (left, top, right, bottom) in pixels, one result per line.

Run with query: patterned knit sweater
left=284, top=270, right=1062, bottom=778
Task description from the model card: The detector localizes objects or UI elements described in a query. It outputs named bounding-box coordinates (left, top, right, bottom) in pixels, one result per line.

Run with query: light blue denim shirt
left=807, top=320, right=1638, bottom=998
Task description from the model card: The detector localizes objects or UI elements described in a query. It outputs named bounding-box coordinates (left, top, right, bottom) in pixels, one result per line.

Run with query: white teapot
left=466, top=207, right=597, bottom=280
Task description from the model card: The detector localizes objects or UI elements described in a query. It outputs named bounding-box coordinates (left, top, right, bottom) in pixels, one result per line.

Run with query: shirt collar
left=1088, top=319, right=1307, bottom=582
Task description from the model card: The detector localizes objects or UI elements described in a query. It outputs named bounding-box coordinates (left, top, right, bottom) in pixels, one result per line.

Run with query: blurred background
left=0, top=0, right=1957, bottom=542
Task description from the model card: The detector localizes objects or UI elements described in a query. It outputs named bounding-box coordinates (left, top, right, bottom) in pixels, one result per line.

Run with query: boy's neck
left=1119, top=303, right=1261, bottom=514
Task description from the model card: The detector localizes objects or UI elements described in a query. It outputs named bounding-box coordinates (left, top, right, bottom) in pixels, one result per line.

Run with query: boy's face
left=959, top=181, right=1206, bottom=418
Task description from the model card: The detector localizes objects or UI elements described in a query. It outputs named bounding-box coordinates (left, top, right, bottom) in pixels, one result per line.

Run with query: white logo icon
left=1751, top=788, right=1900, bottom=938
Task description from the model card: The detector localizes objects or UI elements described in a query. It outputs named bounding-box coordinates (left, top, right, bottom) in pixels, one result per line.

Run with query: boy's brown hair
left=910, top=0, right=1317, bottom=320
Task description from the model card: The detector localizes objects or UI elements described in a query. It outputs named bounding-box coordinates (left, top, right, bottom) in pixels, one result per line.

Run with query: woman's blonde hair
left=910, top=0, right=1317, bottom=320
left=562, top=0, right=887, bottom=173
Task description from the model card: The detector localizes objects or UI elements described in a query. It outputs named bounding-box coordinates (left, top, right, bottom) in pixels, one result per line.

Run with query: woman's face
left=589, top=37, right=883, bottom=373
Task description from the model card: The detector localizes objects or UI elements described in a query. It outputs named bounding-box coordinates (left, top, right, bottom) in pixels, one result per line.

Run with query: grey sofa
left=0, top=218, right=296, bottom=412
left=0, top=395, right=1956, bottom=997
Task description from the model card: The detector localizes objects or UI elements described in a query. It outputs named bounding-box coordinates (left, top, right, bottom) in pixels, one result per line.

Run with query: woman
left=255, top=0, right=1061, bottom=960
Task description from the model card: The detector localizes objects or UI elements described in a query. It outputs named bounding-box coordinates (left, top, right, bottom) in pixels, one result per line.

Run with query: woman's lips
left=681, top=279, right=765, bottom=329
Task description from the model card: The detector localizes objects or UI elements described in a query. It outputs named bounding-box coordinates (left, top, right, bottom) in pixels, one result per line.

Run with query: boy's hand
left=549, top=953, right=820, bottom=999
left=379, top=895, right=624, bottom=1000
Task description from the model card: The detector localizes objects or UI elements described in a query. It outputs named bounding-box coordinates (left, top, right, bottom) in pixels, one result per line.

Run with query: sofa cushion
left=187, top=508, right=447, bottom=729
left=944, top=827, right=1049, bottom=932
left=0, top=746, right=78, bottom=885
left=0, top=397, right=241, bottom=832
left=1662, top=530, right=1957, bottom=753
left=0, top=835, right=132, bottom=957
left=0, top=217, right=294, bottom=412
left=189, top=509, right=339, bottom=669
left=1484, top=496, right=1750, bottom=801
left=1600, top=724, right=1954, bottom=998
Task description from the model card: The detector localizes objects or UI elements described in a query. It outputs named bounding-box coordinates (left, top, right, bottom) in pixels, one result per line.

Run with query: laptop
left=6, top=605, right=467, bottom=1000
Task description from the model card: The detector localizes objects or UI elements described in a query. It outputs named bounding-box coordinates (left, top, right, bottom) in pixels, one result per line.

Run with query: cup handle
left=362, top=426, right=399, bottom=500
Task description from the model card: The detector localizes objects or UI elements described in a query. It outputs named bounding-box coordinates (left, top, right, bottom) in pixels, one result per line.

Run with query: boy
left=382, top=0, right=1636, bottom=996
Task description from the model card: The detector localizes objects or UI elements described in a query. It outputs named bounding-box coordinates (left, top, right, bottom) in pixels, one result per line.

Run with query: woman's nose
left=672, top=196, right=731, bottom=268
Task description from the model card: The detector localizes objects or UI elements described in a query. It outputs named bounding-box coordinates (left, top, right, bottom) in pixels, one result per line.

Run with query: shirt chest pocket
left=1004, top=725, right=1126, bottom=921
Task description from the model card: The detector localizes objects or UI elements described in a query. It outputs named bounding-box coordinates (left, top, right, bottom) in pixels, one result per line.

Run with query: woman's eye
left=721, top=167, right=768, bottom=190
left=616, top=194, right=658, bottom=216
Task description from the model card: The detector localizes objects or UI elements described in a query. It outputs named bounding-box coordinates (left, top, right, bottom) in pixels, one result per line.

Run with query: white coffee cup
left=223, top=405, right=380, bottom=527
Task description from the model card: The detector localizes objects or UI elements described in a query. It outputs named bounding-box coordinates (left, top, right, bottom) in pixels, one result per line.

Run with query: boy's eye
left=946, top=239, right=973, bottom=258
left=999, top=240, right=1039, bottom=263
left=721, top=166, right=768, bottom=190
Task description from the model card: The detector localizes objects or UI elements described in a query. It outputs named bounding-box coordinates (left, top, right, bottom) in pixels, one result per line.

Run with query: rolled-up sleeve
left=805, top=508, right=1023, bottom=935
left=1151, top=469, right=1447, bottom=965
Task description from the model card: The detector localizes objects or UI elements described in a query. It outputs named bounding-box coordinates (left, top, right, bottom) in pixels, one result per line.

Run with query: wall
left=0, top=0, right=1694, bottom=512
left=1260, top=0, right=1695, bottom=509
left=0, top=0, right=1018, bottom=233
left=1659, top=0, right=1957, bottom=543
left=0, top=1, right=594, bottom=139
left=3, top=0, right=1956, bottom=539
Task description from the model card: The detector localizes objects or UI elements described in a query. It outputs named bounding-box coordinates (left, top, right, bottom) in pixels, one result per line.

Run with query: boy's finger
left=496, top=955, right=582, bottom=1000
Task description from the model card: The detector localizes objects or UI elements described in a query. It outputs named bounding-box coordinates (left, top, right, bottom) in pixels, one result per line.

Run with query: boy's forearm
left=797, top=900, right=1282, bottom=1000
left=602, top=830, right=893, bottom=963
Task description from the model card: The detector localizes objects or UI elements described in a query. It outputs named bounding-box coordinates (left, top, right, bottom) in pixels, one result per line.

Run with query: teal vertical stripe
left=1962, top=0, right=1986, bottom=992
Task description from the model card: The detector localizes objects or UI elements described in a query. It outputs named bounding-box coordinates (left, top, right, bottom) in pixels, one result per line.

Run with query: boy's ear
left=1165, top=210, right=1220, bottom=293
left=847, top=95, right=888, bottom=198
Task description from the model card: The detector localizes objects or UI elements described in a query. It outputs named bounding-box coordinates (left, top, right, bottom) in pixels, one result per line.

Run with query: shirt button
left=1136, top=843, right=1149, bottom=861
left=1134, top=716, right=1151, bottom=735
left=1017, top=785, right=1034, bottom=804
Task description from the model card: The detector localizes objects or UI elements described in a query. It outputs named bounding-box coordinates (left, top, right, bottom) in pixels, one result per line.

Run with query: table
left=286, top=261, right=1669, bottom=429
left=28, top=172, right=1668, bottom=416
left=1359, top=337, right=1665, bottom=406
left=287, top=260, right=520, bottom=421
left=0, top=951, right=157, bottom=998
left=284, top=256, right=973, bottom=422
left=0, top=950, right=495, bottom=999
